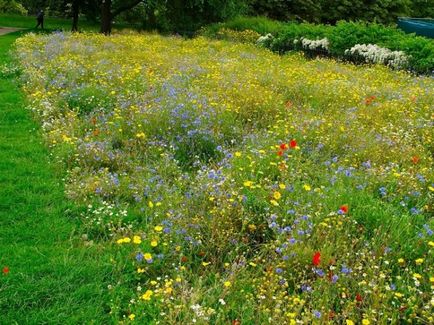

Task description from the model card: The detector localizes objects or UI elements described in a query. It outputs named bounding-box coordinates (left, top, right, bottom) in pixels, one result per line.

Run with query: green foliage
left=0, top=0, right=28, bottom=15
left=319, top=0, right=412, bottom=24
left=248, top=0, right=321, bottom=22
left=203, top=17, right=434, bottom=74
left=249, top=0, right=413, bottom=24
left=139, top=0, right=249, bottom=32
left=411, top=0, right=434, bottom=18
left=203, top=16, right=285, bottom=36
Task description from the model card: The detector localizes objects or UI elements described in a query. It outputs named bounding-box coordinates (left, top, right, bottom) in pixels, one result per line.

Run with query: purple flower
left=315, top=269, right=325, bottom=277
left=313, top=310, right=321, bottom=319
left=301, top=284, right=312, bottom=292
left=423, top=224, right=433, bottom=236
left=136, top=252, right=144, bottom=262
left=341, top=266, right=352, bottom=274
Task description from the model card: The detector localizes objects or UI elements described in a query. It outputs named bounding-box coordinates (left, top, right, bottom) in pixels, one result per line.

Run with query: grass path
left=0, top=31, right=111, bottom=324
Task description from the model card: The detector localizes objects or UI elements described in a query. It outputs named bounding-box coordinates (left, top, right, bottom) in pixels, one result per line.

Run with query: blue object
left=397, top=18, right=434, bottom=38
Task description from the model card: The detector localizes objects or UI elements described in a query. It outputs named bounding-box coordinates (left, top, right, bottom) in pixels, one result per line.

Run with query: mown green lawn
left=0, top=14, right=97, bottom=31
left=0, top=31, right=113, bottom=324
left=0, top=14, right=136, bottom=33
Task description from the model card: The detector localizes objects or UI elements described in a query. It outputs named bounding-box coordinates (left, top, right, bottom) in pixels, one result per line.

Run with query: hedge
left=202, top=17, right=434, bottom=74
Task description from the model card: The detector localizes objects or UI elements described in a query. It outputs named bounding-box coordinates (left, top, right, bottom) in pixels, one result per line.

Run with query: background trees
left=2, top=0, right=434, bottom=33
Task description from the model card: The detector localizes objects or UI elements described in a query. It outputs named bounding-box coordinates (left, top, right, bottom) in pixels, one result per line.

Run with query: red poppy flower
left=289, top=139, right=297, bottom=148
left=365, top=95, right=376, bottom=105
left=312, top=252, right=321, bottom=266
left=356, top=293, right=363, bottom=302
left=277, top=150, right=283, bottom=156
left=280, top=143, right=288, bottom=150
left=181, top=256, right=188, bottom=263
left=411, top=156, right=420, bottom=164
left=232, top=320, right=241, bottom=325
left=2, top=266, right=9, bottom=275
left=339, top=205, right=349, bottom=214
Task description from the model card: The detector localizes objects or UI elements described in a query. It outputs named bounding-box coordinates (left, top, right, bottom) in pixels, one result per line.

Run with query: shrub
left=203, top=17, right=434, bottom=74
left=0, top=0, right=28, bottom=15
left=214, top=28, right=261, bottom=43
left=202, top=16, right=286, bottom=37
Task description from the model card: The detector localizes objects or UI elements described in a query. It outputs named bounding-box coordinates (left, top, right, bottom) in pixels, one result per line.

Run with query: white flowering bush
left=294, top=37, right=330, bottom=52
left=345, top=44, right=409, bottom=69
left=256, top=33, right=274, bottom=47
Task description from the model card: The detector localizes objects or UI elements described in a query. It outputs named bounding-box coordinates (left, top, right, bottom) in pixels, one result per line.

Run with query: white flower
left=256, top=33, right=274, bottom=47
left=300, top=37, right=329, bottom=51
left=346, top=43, right=408, bottom=69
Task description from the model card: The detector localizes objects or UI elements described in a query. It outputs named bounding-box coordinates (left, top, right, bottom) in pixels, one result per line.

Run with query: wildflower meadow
left=12, top=32, right=434, bottom=323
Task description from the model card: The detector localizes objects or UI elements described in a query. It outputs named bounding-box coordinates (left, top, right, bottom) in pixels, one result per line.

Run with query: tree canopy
left=3, top=0, right=434, bottom=33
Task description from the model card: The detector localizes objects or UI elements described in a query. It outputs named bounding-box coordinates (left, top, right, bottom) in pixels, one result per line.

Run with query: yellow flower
left=346, top=320, right=354, bottom=325
left=148, top=201, right=154, bottom=208
left=415, top=258, right=424, bottom=265
left=133, top=236, right=142, bottom=244
left=398, top=258, right=405, bottom=264
left=151, top=240, right=158, bottom=247
left=144, top=253, right=152, bottom=260
left=224, top=281, right=231, bottom=288
left=413, top=273, right=422, bottom=279
left=362, top=320, right=370, bottom=325
left=428, top=241, right=434, bottom=247
left=202, top=262, right=211, bottom=266
left=429, top=277, right=434, bottom=283
left=137, top=268, right=145, bottom=273
left=235, top=152, right=242, bottom=157
left=154, top=225, right=163, bottom=232
left=394, top=292, right=403, bottom=298
left=116, top=237, right=131, bottom=244
left=136, top=132, right=145, bottom=139
left=303, top=184, right=311, bottom=191
left=273, top=191, right=282, bottom=200
left=248, top=224, right=257, bottom=232
left=141, top=290, right=153, bottom=301
left=270, top=199, right=279, bottom=206
left=428, top=186, right=434, bottom=192
left=243, top=180, right=253, bottom=187
left=279, top=183, right=286, bottom=190
left=128, top=314, right=135, bottom=321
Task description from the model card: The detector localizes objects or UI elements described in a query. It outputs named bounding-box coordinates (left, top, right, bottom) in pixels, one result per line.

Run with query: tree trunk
left=71, top=0, right=79, bottom=32
left=100, top=0, right=112, bottom=35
